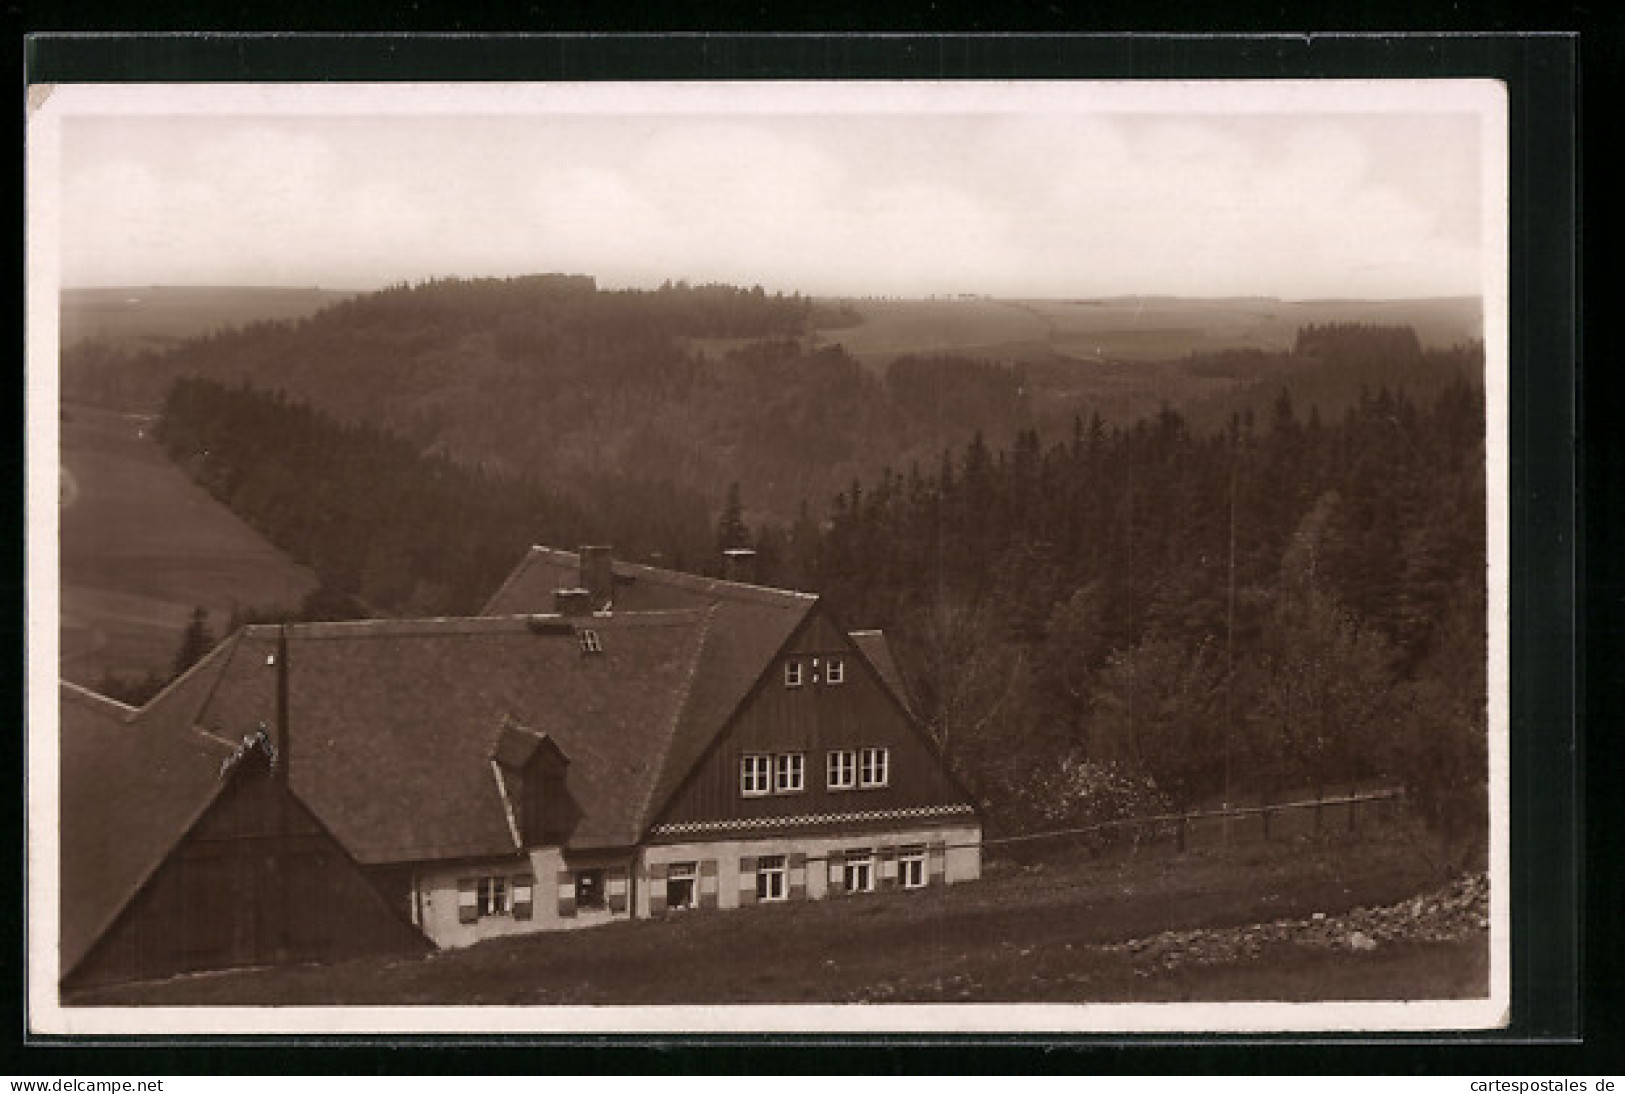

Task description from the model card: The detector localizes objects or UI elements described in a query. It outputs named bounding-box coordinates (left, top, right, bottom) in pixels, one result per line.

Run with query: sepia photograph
left=27, top=77, right=1510, bottom=1035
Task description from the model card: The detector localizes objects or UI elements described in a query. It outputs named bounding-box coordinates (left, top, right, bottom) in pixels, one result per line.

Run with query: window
left=843, top=848, right=875, bottom=893
left=756, top=855, right=787, bottom=902
left=578, top=628, right=602, bottom=654
left=899, top=847, right=927, bottom=889
left=740, top=754, right=773, bottom=797
left=575, top=869, right=606, bottom=910
left=826, top=656, right=845, bottom=685
left=784, top=659, right=803, bottom=687
left=827, top=749, right=856, bottom=790
left=859, top=746, right=890, bottom=788
left=666, top=862, right=698, bottom=911
left=774, top=752, right=805, bottom=793
left=477, top=876, right=509, bottom=917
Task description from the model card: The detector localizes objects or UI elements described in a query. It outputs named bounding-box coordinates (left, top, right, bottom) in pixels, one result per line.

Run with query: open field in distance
left=60, top=285, right=355, bottom=353
left=58, top=403, right=318, bottom=683
left=814, top=295, right=1483, bottom=371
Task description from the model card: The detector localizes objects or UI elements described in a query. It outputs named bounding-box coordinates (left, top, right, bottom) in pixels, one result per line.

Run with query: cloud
left=54, top=109, right=1488, bottom=298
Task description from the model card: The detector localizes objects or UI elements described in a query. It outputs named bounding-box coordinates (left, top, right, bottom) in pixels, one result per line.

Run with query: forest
left=148, top=311, right=1488, bottom=853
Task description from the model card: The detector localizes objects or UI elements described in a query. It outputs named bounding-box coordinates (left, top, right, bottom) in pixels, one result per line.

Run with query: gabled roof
left=254, top=612, right=710, bottom=859
left=59, top=675, right=237, bottom=979
left=481, top=547, right=819, bottom=826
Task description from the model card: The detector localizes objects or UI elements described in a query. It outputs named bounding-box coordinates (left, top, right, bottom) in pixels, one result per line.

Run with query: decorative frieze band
left=651, top=802, right=975, bottom=836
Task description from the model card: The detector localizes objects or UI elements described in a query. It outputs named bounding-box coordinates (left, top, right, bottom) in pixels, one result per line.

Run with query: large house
left=59, top=546, right=984, bottom=990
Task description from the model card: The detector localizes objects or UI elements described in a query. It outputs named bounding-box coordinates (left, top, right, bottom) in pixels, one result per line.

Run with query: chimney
left=578, top=545, right=614, bottom=609
left=722, top=547, right=757, bottom=585
left=553, top=588, right=592, bottom=617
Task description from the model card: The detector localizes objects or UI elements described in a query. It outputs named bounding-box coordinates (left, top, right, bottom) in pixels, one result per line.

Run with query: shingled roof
left=59, top=673, right=237, bottom=978
left=481, top=547, right=819, bottom=822
left=257, top=612, right=709, bottom=859
left=848, top=630, right=916, bottom=717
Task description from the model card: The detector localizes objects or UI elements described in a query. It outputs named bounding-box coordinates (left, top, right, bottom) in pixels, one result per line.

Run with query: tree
left=172, top=607, right=215, bottom=677
left=1089, top=635, right=1225, bottom=810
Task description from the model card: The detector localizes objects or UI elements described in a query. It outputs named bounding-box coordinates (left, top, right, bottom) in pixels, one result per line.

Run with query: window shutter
left=928, top=840, right=947, bottom=885
left=879, top=848, right=899, bottom=890
left=457, top=877, right=478, bottom=924
left=788, top=852, right=807, bottom=900
left=607, top=867, right=629, bottom=914
left=556, top=869, right=576, bottom=918
left=648, top=861, right=669, bottom=917
left=699, top=859, right=719, bottom=910
left=738, top=855, right=758, bottom=906
left=512, top=872, right=535, bottom=920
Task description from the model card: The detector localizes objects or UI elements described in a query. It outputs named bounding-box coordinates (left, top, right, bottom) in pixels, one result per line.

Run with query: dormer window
left=826, top=656, right=845, bottom=685
left=784, top=659, right=803, bottom=687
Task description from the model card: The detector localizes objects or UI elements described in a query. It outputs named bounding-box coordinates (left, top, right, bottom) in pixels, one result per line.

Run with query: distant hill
left=58, top=277, right=1483, bottom=526
left=60, top=285, right=357, bottom=353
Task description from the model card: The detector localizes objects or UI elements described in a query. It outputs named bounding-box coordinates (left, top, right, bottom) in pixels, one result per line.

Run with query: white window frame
left=757, top=855, right=788, bottom=902
left=784, top=659, right=803, bottom=688
left=899, top=847, right=927, bottom=890
left=859, top=746, right=890, bottom=788
left=826, top=749, right=857, bottom=790
left=826, top=656, right=845, bottom=685
left=843, top=848, right=875, bottom=893
left=578, top=628, right=602, bottom=654
left=666, top=861, right=698, bottom=910
left=740, top=753, right=773, bottom=797
left=774, top=752, right=805, bottom=793
left=477, top=875, right=509, bottom=917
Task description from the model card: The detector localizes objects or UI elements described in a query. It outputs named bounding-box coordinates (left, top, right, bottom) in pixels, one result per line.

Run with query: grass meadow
left=58, top=403, right=317, bottom=684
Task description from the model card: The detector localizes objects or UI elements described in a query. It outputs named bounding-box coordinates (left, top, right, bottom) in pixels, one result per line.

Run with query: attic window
left=784, top=660, right=803, bottom=687
left=826, top=656, right=845, bottom=685
left=578, top=628, right=602, bottom=654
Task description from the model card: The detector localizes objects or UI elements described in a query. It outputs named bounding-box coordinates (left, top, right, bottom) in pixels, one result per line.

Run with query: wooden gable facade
left=649, top=605, right=976, bottom=834
left=65, top=756, right=427, bottom=990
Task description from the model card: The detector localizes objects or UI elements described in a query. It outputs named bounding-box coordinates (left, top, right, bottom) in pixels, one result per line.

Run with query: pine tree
left=172, top=607, right=215, bottom=677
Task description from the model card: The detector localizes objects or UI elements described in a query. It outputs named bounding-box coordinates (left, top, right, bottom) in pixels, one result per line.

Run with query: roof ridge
left=261, top=609, right=708, bottom=641
left=59, top=680, right=138, bottom=722
left=633, top=600, right=718, bottom=834
left=503, top=545, right=819, bottom=608
left=138, top=628, right=242, bottom=726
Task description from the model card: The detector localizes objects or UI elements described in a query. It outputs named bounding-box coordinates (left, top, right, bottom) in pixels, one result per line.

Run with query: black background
left=8, top=19, right=1605, bottom=1078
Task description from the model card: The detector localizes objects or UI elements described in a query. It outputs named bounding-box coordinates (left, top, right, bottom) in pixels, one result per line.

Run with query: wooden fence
left=981, top=788, right=1407, bottom=859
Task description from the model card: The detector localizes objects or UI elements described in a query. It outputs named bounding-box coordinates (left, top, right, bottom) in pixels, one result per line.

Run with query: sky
left=44, top=82, right=1500, bottom=300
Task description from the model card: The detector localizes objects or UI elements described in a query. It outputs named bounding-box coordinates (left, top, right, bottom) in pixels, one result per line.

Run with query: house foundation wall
left=635, top=821, right=982, bottom=918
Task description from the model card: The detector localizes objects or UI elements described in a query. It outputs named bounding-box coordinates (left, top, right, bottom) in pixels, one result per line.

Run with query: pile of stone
left=1099, top=872, right=1489, bottom=974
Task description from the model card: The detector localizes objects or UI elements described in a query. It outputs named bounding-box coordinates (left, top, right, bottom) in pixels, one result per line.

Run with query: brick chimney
left=578, top=546, right=614, bottom=610
left=722, top=547, right=757, bottom=585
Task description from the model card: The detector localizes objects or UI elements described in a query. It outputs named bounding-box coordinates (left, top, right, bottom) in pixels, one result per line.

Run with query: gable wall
left=655, top=609, right=972, bottom=828
left=65, top=772, right=426, bottom=991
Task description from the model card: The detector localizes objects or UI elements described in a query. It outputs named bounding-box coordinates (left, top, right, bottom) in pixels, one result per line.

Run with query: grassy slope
left=59, top=403, right=318, bottom=683
left=67, top=832, right=1486, bottom=1006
